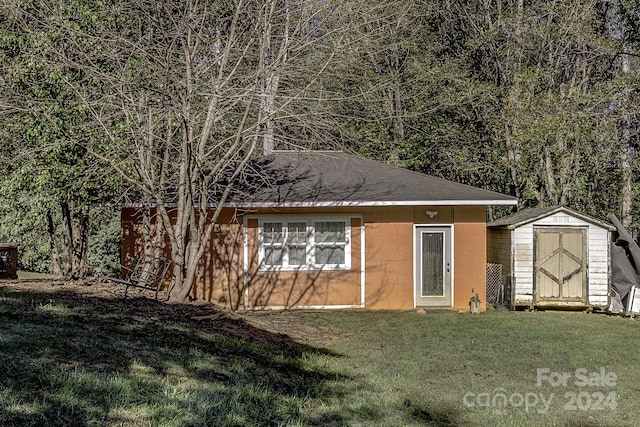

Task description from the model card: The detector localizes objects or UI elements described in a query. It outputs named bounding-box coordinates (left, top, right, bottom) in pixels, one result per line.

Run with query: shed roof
left=487, top=206, right=615, bottom=231
left=227, top=151, right=517, bottom=207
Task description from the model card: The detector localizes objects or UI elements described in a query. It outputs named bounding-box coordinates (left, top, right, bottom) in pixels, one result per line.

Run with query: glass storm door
left=415, top=227, right=452, bottom=307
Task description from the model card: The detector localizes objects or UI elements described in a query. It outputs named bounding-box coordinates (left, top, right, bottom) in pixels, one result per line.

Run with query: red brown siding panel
left=191, top=220, right=244, bottom=308
left=364, top=210, right=415, bottom=310
left=121, top=208, right=145, bottom=268
left=245, top=216, right=362, bottom=308
left=121, top=205, right=489, bottom=311
left=121, top=207, right=245, bottom=308
left=248, top=270, right=361, bottom=307
left=453, top=206, right=487, bottom=311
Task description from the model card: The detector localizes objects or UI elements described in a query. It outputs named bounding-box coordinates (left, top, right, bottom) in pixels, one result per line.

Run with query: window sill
left=258, top=265, right=351, bottom=272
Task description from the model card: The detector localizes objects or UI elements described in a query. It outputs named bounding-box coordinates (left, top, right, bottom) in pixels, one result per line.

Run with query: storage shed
left=487, top=206, right=615, bottom=310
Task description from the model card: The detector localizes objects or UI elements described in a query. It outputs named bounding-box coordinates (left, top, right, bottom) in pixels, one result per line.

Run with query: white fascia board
left=121, top=203, right=170, bottom=208
left=247, top=304, right=364, bottom=310
left=122, top=199, right=518, bottom=209
left=224, top=199, right=518, bottom=208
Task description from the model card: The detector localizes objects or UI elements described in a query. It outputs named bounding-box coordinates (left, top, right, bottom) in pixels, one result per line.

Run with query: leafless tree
left=34, top=0, right=363, bottom=301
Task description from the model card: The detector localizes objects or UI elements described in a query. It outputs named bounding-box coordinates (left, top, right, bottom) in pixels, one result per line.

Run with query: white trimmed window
left=258, top=217, right=351, bottom=270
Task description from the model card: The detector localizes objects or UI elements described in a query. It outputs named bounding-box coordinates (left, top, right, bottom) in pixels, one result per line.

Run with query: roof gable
left=488, top=206, right=615, bottom=231
left=227, top=151, right=517, bottom=207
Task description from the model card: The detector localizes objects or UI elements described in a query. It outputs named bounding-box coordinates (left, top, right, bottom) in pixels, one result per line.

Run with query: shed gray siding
left=487, top=228, right=511, bottom=276
left=512, top=226, right=534, bottom=304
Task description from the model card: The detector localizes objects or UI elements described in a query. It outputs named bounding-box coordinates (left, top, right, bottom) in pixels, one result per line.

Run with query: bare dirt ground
left=0, top=278, right=336, bottom=348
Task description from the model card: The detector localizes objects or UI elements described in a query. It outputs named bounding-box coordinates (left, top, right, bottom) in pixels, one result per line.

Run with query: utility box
left=0, top=244, right=18, bottom=279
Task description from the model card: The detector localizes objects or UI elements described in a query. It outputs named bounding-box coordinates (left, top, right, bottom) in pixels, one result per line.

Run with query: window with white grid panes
left=258, top=217, right=351, bottom=270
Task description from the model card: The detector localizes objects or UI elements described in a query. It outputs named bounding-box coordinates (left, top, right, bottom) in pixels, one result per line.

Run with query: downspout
left=360, top=215, right=366, bottom=308
left=243, top=215, right=249, bottom=310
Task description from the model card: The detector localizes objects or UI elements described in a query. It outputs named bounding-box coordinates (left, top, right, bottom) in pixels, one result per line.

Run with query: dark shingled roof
left=487, top=206, right=615, bottom=230
left=226, top=151, right=517, bottom=207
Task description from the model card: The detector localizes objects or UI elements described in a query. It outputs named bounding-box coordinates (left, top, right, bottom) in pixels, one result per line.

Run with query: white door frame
left=413, top=224, right=454, bottom=308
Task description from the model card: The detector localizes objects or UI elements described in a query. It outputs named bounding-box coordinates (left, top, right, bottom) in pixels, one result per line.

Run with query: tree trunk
left=71, top=207, right=88, bottom=278
left=46, top=212, right=63, bottom=277
left=503, top=123, right=524, bottom=208
left=619, top=53, right=633, bottom=231
left=620, top=126, right=633, bottom=230
left=61, top=201, right=73, bottom=277
left=60, top=200, right=89, bottom=280
left=259, top=0, right=289, bottom=155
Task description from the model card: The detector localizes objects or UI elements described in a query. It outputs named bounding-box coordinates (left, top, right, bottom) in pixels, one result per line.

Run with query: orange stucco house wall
left=121, top=204, right=488, bottom=311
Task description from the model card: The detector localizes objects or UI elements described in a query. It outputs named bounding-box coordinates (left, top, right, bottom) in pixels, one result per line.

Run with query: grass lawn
left=1, top=281, right=639, bottom=426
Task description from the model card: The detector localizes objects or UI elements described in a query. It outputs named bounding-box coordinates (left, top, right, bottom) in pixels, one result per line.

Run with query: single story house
left=487, top=206, right=615, bottom=310
left=122, top=151, right=517, bottom=310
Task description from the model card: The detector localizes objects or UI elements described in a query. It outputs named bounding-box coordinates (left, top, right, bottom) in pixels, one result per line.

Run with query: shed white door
left=415, top=227, right=452, bottom=307
left=534, top=227, right=587, bottom=303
